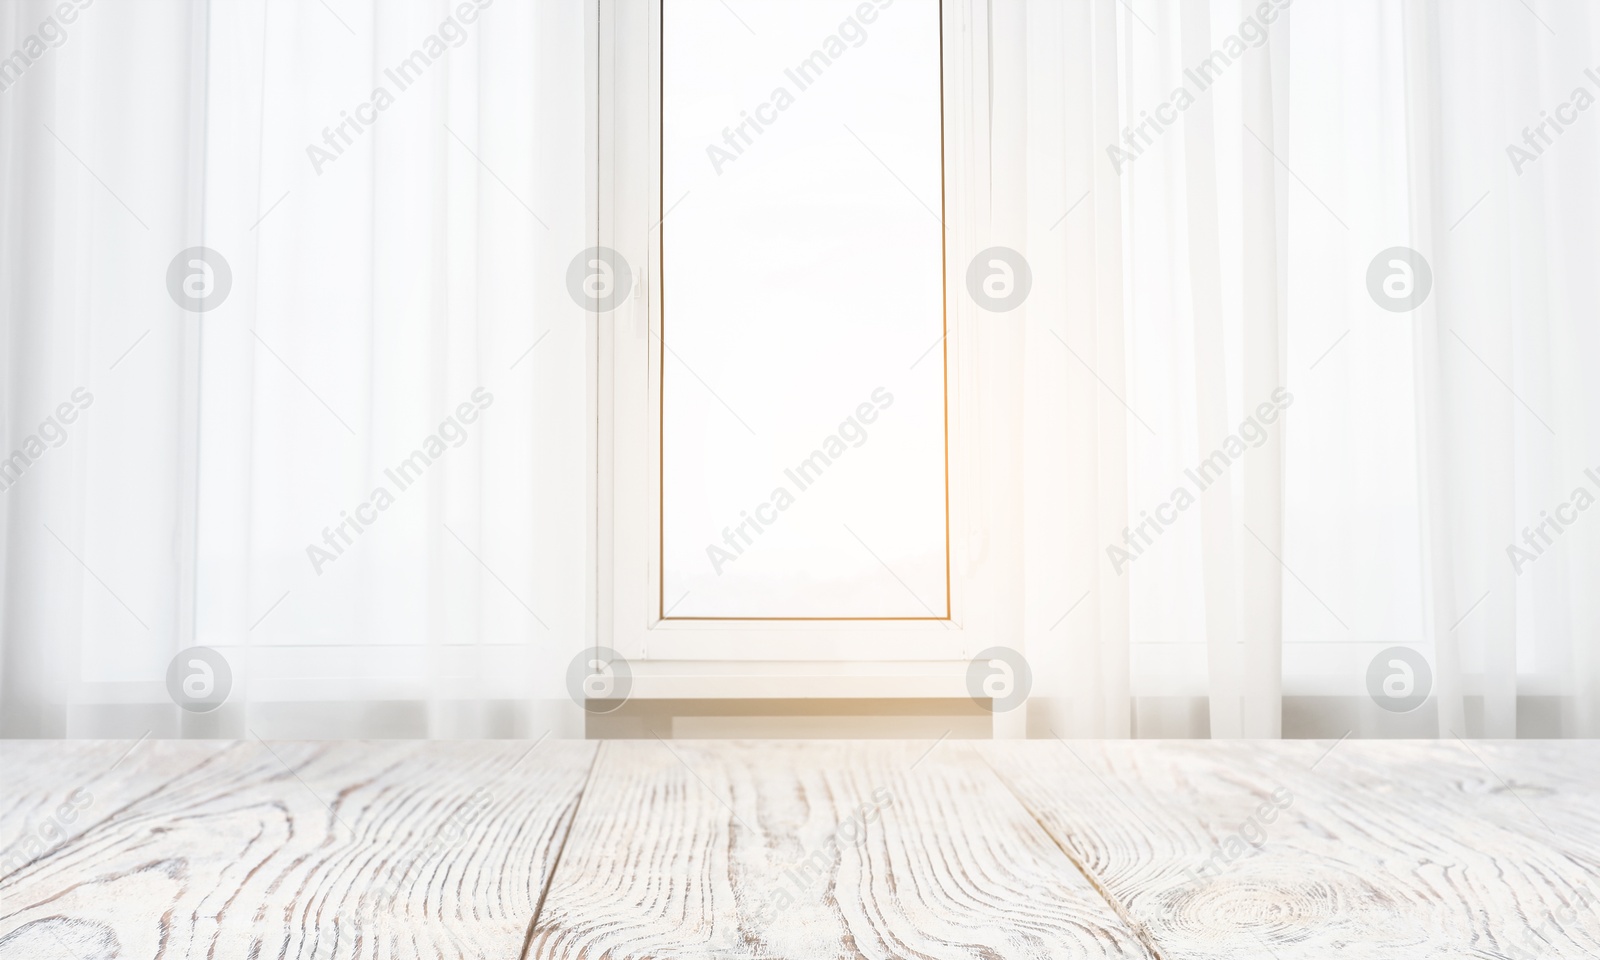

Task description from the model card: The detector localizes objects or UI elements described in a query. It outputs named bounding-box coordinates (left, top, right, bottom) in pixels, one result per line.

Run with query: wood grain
left=0, top=739, right=595, bottom=959
left=528, top=739, right=1154, bottom=960
left=982, top=739, right=1600, bottom=960
left=7, top=739, right=1597, bottom=959
left=0, top=738, right=228, bottom=879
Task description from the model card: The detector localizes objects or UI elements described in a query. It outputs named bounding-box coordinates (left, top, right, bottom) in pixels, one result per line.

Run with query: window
left=598, top=0, right=1006, bottom=680
left=658, top=0, right=949, bottom=620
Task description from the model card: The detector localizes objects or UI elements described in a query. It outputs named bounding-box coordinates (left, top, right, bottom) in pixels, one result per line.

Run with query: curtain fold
left=193, top=0, right=592, bottom=738
left=1407, top=0, right=1600, bottom=737
left=1021, top=0, right=1599, bottom=738
left=1022, top=0, right=1134, bottom=738
left=2, top=0, right=589, bottom=738
left=1, top=0, right=208, bottom=736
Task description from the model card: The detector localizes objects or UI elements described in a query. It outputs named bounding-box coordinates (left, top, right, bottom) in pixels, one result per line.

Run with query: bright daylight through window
left=659, top=0, right=949, bottom=620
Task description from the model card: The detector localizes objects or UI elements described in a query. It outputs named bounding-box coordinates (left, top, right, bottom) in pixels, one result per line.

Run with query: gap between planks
left=525, top=739, right=1160, bottom=959
left=978, top=748, right=1170, bottom=960
left=519, top=740, right=605, bottom=960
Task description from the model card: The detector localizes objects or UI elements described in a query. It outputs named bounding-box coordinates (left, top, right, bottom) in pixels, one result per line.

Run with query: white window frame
left=591, top=0, right=1019, bottom=699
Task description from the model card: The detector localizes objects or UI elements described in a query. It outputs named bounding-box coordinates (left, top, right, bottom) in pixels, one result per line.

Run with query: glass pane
left=659, top=0, right=948, bottom=619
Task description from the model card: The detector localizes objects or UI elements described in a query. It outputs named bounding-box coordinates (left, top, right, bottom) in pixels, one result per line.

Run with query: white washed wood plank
left=0, top=739, right=596, bottom=960
left=0, top=738, right=229, bottom=878
left=530, top=739, right=1154, bottom=960
left=983, top=739, right=1600, bottom=960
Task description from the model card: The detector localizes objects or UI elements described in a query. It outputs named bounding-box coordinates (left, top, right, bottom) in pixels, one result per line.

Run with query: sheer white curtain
left=1, top=0, right=588, bottom=738
left=1408, top=0, right=1600, bottom=738
left=5, top=0, right=1597, bottom=741
left=1018, top=0, right=1600, bottom=738
left=1, top=0, right=206, bottom=736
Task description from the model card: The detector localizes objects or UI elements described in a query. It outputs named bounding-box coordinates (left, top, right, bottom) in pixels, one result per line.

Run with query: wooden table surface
left=1, top=739, right=1595, bottom=959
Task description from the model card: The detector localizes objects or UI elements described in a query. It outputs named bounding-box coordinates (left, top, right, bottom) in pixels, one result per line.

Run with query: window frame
left=593, top=0, right=1014, bottom=696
